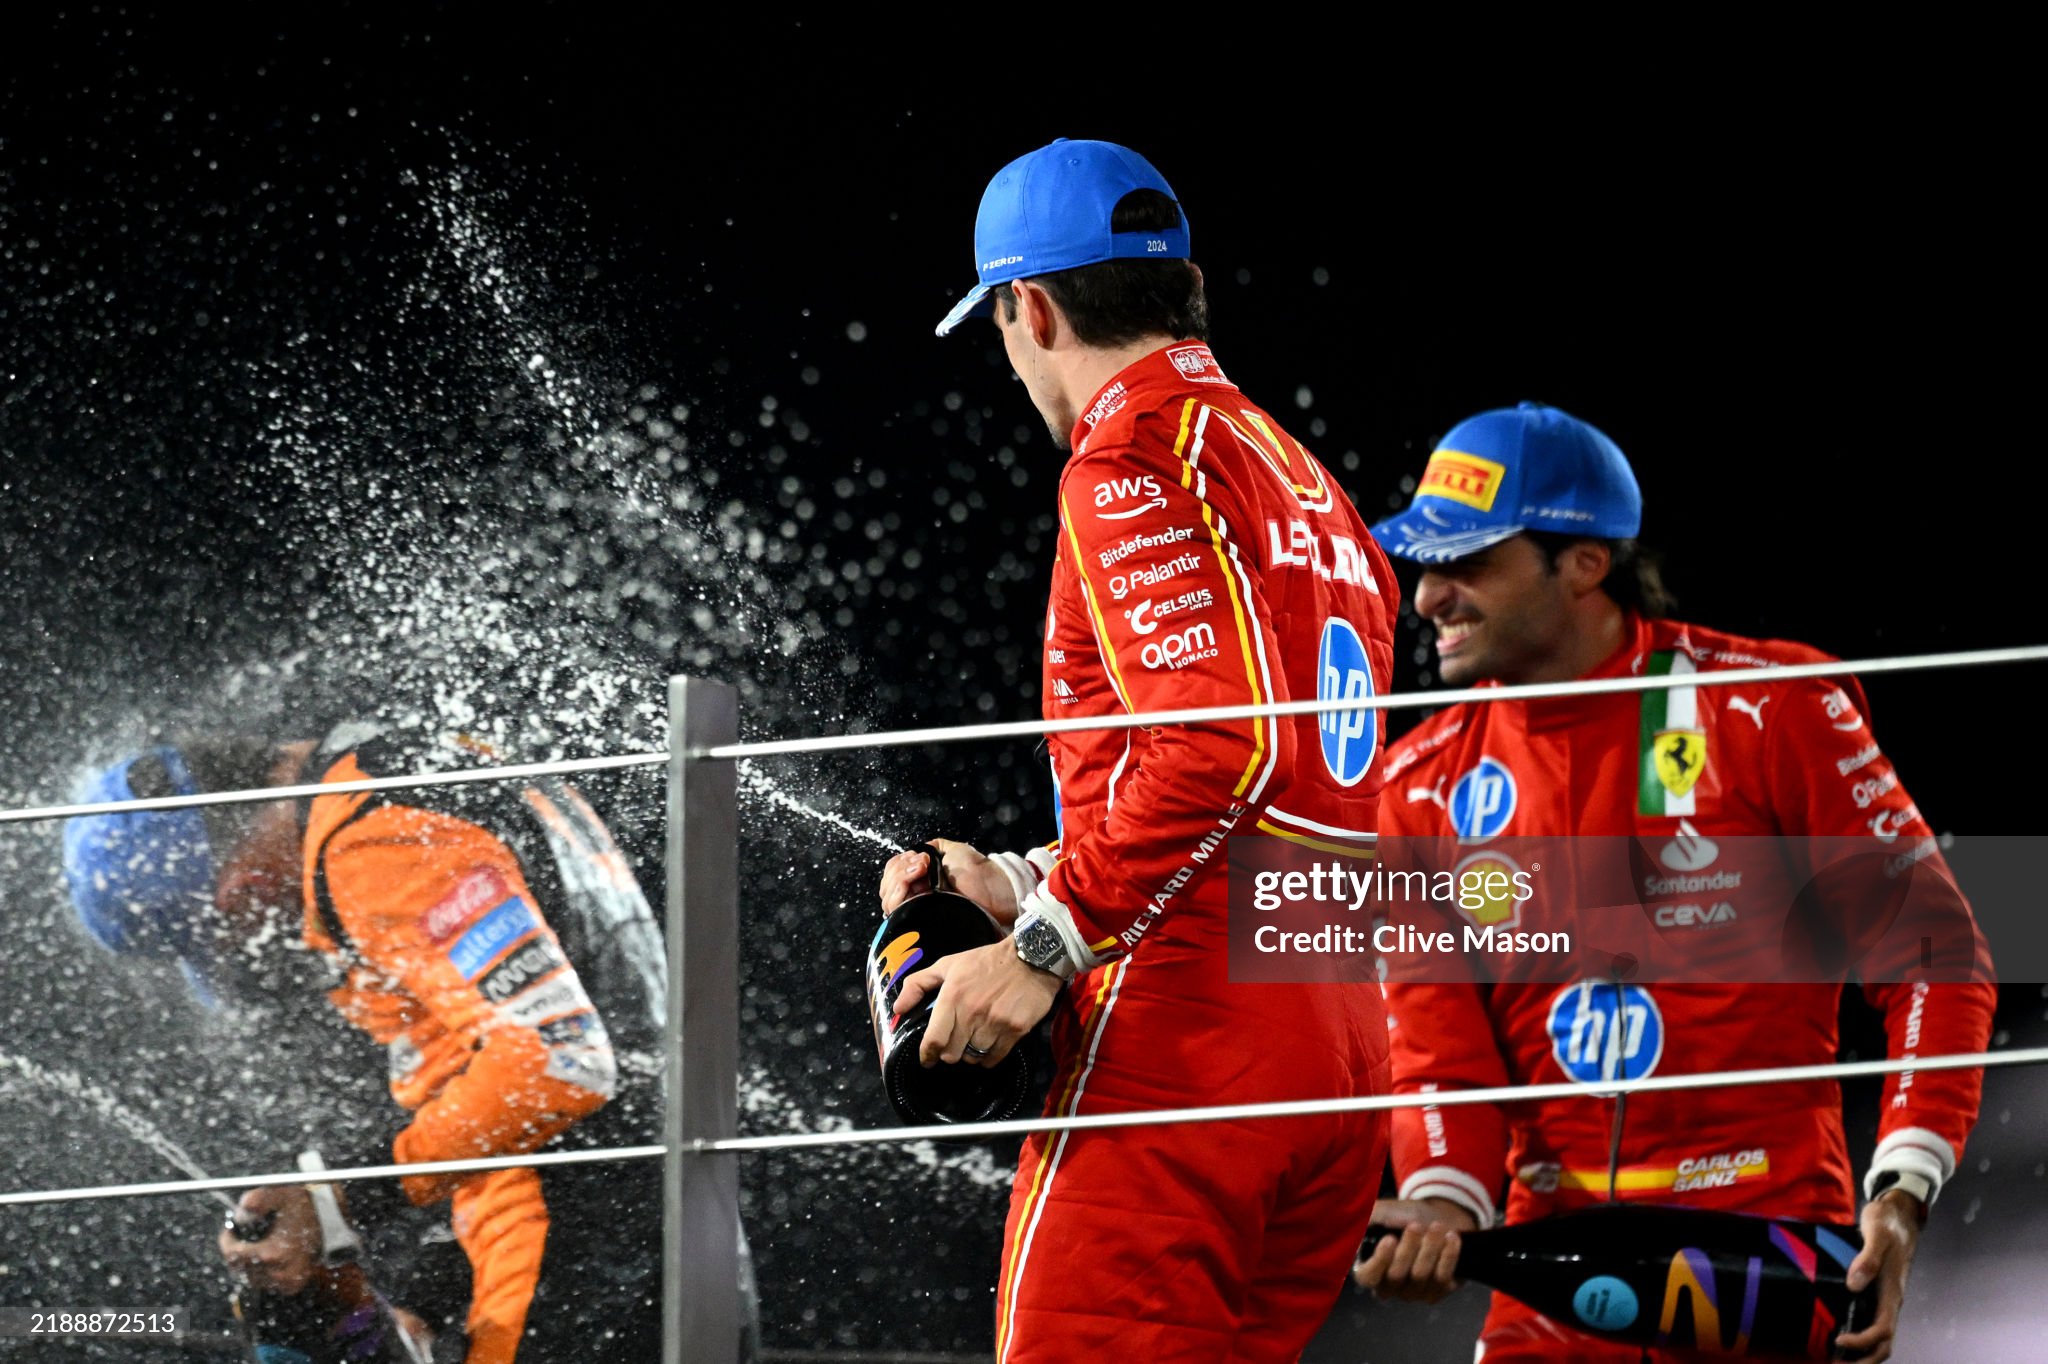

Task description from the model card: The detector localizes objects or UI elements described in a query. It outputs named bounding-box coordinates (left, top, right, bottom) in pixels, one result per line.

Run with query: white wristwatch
left=1012, top=912, right=1077, bottom=982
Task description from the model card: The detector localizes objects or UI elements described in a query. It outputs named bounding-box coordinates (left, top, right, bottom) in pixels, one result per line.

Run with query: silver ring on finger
left=963, top=1041, right=994, bottom=1059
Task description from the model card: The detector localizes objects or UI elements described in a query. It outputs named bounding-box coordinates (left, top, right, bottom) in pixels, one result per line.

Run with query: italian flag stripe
left=1639, top=652, right=1700, bottom=815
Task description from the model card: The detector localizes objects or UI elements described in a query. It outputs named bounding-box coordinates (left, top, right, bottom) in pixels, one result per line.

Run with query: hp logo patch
left=1317, top=617, right=1376, bottom=786
left=1547, top=981, right=1665, bottom=1085
left=1449, top=757, right=1516, bottom=840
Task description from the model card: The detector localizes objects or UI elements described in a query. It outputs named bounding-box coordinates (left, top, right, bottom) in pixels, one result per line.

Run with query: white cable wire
left=3, top=645, right=2039, bottom=827
left=6, top=1047, right=2037, bottom=1207
left=696, top=1045, right=2048, bottom=1153
left=0, top=1143, right=667, bottom=1209
left=0, top=751, right=666, bottom=827
left=2, top=645, right=2036, bottom=1211
left=702, top=643, right=2048, bottom=760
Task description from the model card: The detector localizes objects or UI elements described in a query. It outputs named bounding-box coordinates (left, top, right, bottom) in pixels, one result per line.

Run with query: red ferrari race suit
left=1377, top=614, right=1997, bottom=1362
left=985, top=342, right=1397, bottom=1363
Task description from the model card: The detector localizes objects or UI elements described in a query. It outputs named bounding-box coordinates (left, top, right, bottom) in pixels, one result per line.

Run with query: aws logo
left=1093, top=476, right=1167, bottom=520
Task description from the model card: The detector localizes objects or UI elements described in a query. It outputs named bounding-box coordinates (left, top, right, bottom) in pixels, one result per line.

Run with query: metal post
left=664, top=676, right=740, bottom=1364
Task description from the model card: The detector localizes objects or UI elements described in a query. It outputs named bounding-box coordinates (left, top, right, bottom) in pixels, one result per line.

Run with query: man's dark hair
left=991, top=189, right=1209, bottom=346
left=130, top=737, right=286, bottom=854
left=1525, top=532, right=1677, bottom=619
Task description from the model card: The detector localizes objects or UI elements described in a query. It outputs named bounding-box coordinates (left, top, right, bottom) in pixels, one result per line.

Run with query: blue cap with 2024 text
left=934, top=138, right=1190, bottom=337
left=1370, top=402, right=1642, bottom=564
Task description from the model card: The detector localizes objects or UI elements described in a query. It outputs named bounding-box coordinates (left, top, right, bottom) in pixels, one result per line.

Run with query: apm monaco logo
left=1141, top=622, right=1219, bottom=671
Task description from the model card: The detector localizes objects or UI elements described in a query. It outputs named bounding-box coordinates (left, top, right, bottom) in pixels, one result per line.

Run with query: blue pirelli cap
left=934, top=138, right=1190, bottom=337
left=1371, top=402, right=1642, bottom=564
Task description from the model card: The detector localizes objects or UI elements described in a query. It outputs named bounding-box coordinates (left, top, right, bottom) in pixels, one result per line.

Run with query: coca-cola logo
left=420, top=869, right=514, bottom=944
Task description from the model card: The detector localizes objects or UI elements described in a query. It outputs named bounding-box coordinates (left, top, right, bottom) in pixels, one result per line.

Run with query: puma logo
left=1727, top=695, right=1770, bottom=731
left=1408, top=776, right=1449, bottom=808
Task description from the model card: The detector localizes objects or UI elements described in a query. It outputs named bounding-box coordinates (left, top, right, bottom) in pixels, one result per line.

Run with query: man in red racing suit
left=883, top=138, right=1396, bottom=1362
left=1353, top=403, right=1996, bottom=1363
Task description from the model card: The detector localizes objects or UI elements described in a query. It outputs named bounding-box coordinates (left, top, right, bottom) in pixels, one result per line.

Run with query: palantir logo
left=1547, top=981, right=1664, bottom=1086
left=1449, top=757, right=1516, bottom=840
left=1317, top=617, right=1376, bottom=786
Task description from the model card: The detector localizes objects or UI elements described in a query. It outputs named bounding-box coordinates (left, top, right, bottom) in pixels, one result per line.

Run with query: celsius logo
left=1547, top=981, right=1665, bottom=1086
left=1450, top=757, right=1517, bottom=841
left=1316, top=616, right=1376, bottom=786
left=1869, top=805, right=1919, bottom=842
left=1659, top=820, right=1719, bottom=871
left=1125, top=589, right=1213, bottom=636
left=1141, top=622, right=1218, bottom=671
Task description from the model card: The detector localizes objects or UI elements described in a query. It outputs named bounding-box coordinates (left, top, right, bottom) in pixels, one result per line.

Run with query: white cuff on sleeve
left=987, top=850, right=1050, bottom=917
left=1017, top=884, right=1108, bottom=973
left=1398, top=1165, right=1497, bottom=1228
left=1864, top=1127, right=1958, bottom=1206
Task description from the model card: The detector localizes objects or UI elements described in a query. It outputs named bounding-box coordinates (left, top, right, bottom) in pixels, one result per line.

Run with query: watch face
left=1016, top=919, right=1066, bottom=973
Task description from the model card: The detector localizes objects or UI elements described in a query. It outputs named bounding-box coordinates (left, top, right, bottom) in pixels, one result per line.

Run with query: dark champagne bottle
left=866, top=845, right=1031, bottom=1124
left=1368, top=1203, right=1877, bottom=1360
left=232, top=1265, right=428, bottom=1364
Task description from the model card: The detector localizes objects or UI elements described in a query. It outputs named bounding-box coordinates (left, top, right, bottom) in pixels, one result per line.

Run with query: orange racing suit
left=300, top=730, right=660, bottom=1364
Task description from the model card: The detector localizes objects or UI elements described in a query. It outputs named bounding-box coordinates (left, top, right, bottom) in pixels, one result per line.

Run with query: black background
left=2, top=10, right=2039, bottom=1360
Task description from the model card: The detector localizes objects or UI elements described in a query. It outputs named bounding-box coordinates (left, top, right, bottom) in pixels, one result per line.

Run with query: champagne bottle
left=232, top=1265, right=429, bottom=1364
left=866, top=845, right=1031, bottom=1125
left=1367, top=1203, right=1877, bottom=1360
